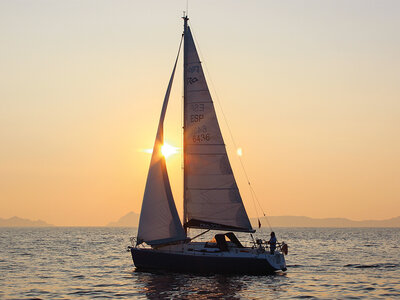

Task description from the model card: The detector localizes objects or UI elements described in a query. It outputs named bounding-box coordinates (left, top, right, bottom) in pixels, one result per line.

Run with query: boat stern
left=265, top=252, right=287, bottom=272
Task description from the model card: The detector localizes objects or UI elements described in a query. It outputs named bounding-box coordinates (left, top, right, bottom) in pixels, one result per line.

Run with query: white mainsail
left=183, top=20, right=254, bottom=233
left=137, top=38, right=187, bottom=246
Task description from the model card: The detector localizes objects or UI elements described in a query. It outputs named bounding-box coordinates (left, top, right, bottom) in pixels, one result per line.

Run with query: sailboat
left=129, top=14, right=287, bottom=274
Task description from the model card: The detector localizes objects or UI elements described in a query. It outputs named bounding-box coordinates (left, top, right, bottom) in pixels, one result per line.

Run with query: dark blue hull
left=131, top=248, right=278, bottom=275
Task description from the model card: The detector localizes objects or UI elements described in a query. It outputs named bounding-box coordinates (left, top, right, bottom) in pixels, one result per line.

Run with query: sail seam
left=188, top=188, right=237, bottom=190
left=186, top=153, right=226, bottom=155
left=186, top=144, right=226, bottom=146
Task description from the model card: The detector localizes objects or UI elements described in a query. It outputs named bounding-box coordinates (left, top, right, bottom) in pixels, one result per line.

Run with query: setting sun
left=143, top=143, right=179, bottom=158
left=161, top=143, right=179, bottom=158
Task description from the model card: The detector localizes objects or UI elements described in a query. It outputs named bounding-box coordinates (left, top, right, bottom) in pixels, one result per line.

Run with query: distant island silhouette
left=107, top=211, right=140, bottom=227
left=0, top=216, right=54, bottom=227
left=1, top=214, right=399, bottom=227
left=106, top=212, right=400, bottom=228
left=251, top=216, right=400, bottom=228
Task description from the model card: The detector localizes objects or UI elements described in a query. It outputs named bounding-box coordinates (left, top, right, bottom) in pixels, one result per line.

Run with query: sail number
left=190, top=104, right=209, bottom=142
left=192, top=103, right=204, bottom=112
left=193, top=133, right=210, bottom=143
left=194, top=125, right=207, bottom=133
left=190, top=105, right=204, bottom=122
left=190, top=114, right=204, bottom=122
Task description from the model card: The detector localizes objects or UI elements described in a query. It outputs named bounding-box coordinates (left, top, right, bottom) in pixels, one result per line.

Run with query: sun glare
left=161, top=143, right=178, bottom=158
left=143, top=143, right=179, bottom=158
left=237, top=148, right=243, bottom=156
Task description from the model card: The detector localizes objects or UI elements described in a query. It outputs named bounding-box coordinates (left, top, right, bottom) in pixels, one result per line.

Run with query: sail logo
left=188, top=77, right=199, bottom=84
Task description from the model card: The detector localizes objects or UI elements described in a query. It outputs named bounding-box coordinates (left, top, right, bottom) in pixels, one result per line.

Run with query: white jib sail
left=137, top=37, right=186, bottom=246
left=183, top=24, right=254, bottom=233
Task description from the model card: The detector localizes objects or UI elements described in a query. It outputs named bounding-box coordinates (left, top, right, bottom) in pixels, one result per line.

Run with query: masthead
left=182, top=11, right=189, bottom=32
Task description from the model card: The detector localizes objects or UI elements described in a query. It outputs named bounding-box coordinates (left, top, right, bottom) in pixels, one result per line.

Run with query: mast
left=182, top=13, right=189, bottom=234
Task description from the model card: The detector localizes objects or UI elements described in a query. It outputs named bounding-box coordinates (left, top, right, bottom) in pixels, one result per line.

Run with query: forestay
left=137, top=37, right=187, bottom=246
left=183, top=21, right=254, bottom=233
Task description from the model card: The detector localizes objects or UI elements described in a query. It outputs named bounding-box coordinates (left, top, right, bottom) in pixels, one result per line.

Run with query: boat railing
left=130, top=236, right=136, bottom=247
left=247, top=239, right=288, bottom=255
left=127, top=236, right=288, bottom=254
left=126, top=237, right=135, bottom=251
left=127, top=236, right=149, bottom=250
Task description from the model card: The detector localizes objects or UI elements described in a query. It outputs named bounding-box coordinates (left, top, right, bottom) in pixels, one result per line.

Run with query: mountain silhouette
left=107, top=211, right=140, bottom=227
left=106, top=212, right=400, bottom=228
left=0, top=216, right=53, bottom=227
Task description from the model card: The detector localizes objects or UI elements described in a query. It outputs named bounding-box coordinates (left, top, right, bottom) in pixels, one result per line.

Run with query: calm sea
left=1, top=227, right=399, bottom=299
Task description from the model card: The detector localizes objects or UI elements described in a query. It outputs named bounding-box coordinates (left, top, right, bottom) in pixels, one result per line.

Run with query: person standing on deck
left=268, top=232, right=277, bottom=254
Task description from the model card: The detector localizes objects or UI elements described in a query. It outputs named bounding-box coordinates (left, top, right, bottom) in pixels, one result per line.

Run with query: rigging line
left=248, top=182, right=273, bottom=229
left=179, top=28, right=186, bottom=228
left=188, top=20, right=263, bottom=224
left=181, top=35, right=185, bottom=223
left=249, top=185, right=273, bottom=232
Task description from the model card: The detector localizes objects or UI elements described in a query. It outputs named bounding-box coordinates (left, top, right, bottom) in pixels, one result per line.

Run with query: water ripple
left=344, top=263, right=399, bottom=269
left=1, top=227, right=399, bottom=299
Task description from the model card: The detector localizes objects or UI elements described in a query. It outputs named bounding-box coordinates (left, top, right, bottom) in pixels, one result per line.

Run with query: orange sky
left=1, top=1, right=399, bottom=226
